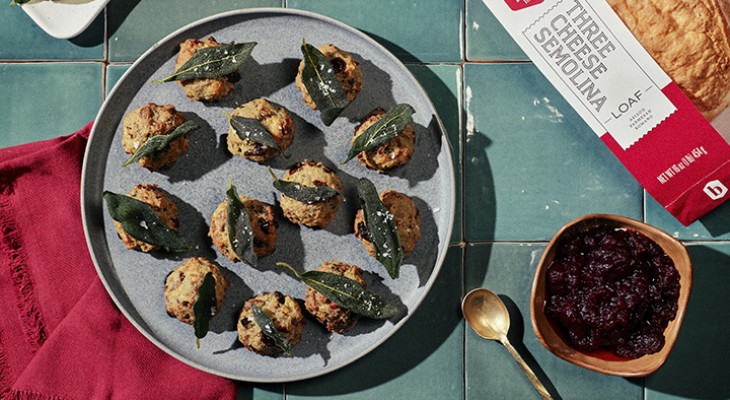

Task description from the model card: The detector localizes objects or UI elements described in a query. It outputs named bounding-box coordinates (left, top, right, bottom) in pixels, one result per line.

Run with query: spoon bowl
left=462, top=287, right=510, bottom=341
left=462, top=288, right=552, bottom=399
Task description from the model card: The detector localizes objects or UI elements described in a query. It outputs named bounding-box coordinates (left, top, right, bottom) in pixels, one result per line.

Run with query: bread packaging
left=482, top=0, right=730, bottom=225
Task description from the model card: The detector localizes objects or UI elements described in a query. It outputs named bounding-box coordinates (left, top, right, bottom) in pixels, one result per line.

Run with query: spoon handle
left=502, top=339, right=553, bottom=400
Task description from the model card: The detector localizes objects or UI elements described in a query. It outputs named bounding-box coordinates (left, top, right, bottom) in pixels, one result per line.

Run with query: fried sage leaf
left=230, top=116, right=280, bottom=150
left=121, top=120, right=200, bottom=167
left=345, top=104, right=415, bottom=163
left=357, top=178, right=403, bottom=279
left=193, top=272, right=217, bottom=347
left=278, top=262, right=399, bottom=319
left=269, top=167, right=340, bottom=204
left=300, top=39, right=350, bottom=126
left=156, top=42, right=256, bottom=82
left=103, top=191, right=188, bottom=252
left=226, top=182, right=257, bottom=267
left=252, top=305, right=292, bottom=356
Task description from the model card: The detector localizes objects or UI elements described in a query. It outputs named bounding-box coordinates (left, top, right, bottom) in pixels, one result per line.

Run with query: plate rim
left=81, top=7, right=456, bottom=383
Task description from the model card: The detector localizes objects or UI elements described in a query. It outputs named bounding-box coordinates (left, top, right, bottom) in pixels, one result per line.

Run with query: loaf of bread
left=607, top=0, right=730, bottom=121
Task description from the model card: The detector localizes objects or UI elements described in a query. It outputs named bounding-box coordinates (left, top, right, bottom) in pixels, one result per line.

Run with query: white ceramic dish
left=21, top=0, right=108, bottom=39
left=81, top=8, right=455, bottom=382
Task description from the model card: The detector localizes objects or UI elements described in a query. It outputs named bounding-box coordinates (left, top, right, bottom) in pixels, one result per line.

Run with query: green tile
left=646, top=243, right=730, bottom=400
left=465, top=0, right=527, bottom=61
left=285, top=245, right=464, bottom=400
left=0, top=62, right=103, bottom=147
left=106, top=64, right=131, bottom=95
left=408, top=64, right=462, bottom=244
left=463, top=63, right=643, bottom=241
left=0, top=6, right=104, bottom=60
left=236, top=384, right=283, bottom=400
left=287, top=0, right=462, bottom=63
left=108, top=0, right=282, bottom=62
left=646, top=193, right=730, bottom=241
left=464, top=243, right=643, bottom=400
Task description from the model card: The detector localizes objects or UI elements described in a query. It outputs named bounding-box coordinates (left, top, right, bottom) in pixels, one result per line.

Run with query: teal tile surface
left=646, top=194, right=730, bottom=241
left=108, top=0, right=282, bottom=62
left=287, top=0, right=462, bottom=63
left=408, top=64, right=462, bottom=244
left=0, top=62, right=102, bottom=147
left=285, top=245, right=464, bottom=400
left=106, top=64, right=131, bottom=95
left=645, top=243, right=730, bottom=400
left=463, top=63, right=643, bottom=241
left=0, top=6, right=104, bottom=60
left=236, top=385, right=283, bottom=400
left=3, top=2, right=730, bottom=400
left=464, top=243, right=643, bottom=400
left=465, top=0, right=527, bottom=61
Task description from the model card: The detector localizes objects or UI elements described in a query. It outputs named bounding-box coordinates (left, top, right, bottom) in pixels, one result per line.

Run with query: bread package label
left=482, top=0, right=730, bottom=226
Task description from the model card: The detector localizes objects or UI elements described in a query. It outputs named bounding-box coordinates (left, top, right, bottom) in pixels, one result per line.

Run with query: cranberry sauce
left=545, top=225, right=680, bottom=359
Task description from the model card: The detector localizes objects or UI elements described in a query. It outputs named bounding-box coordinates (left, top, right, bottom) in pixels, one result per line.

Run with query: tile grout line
left=102, top=6, right=109, bottom=100
left=458, top=62, right=466, bottom=248
left=460, top=0, right=466, bottom=64
left=1, top=6, right=723, bottom=400
left=460, top=3, right=467, bottom=400
left=460, top=241, right=467, bottom=400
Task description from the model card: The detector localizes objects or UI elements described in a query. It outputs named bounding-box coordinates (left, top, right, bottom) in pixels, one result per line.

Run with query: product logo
left=504, top=0, right=544, bottom=11
left=704, top=180, right=728, bottom=200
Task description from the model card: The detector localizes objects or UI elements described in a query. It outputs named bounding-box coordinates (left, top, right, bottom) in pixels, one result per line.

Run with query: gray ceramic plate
left=81, top=8, right=454, bottom=382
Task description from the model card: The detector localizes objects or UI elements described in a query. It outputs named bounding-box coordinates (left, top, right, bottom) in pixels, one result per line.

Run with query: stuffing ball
left=305, top=260, right=366, bottom=334
left=279, top=160, right=343, bottom=228
left=295, top=43, right=363, bottom=109
left=237, top=291, right=305, bottom=356
left=208, top=194, right=277, bottom=262
left=175, top=36, right=238, bottom=101
left=354, top=189, right=421, bottom=258
left=352, top=107, right=415, bottom=172
left=113, top=183, right=178, bottom=253
left=227, top=98, right=296, bottom=162
left=164, top=257, right=230, bottom=325
left=121, top=103, right=189, bottom=171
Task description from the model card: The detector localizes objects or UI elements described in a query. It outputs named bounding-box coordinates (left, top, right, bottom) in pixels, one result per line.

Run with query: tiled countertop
left=2, top=1, right=730, bottom=399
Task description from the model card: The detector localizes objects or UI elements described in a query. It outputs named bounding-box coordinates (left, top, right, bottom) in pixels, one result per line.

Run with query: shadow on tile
left=68, top=11, right=106, bottom=48
left=107, top=0, right=143, bottom=38
left=236, top=383, right=284, bottom=400
left=699, top=200, right=730, bottom=237
left=358, top=31, right=419, bottom=64
left=645, top=244, right=730, bottom=399
left=406, top=64, right=463, bottom=243
left=464, top=129, right=497, bottom=240
left=646, top=194, right=730, bottom=241
left=501, top=294, right=562, bottom=399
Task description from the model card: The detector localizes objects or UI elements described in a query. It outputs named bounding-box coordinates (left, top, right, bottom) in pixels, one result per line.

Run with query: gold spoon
left=462, top=288, right=553, bottom=400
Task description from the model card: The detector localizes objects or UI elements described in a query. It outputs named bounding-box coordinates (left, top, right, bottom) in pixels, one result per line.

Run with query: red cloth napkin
left=0, top=123, right=237, bottom=400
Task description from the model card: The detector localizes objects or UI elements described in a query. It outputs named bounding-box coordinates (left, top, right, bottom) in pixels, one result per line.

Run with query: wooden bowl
left=530, top=214, right=692, bottom=377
